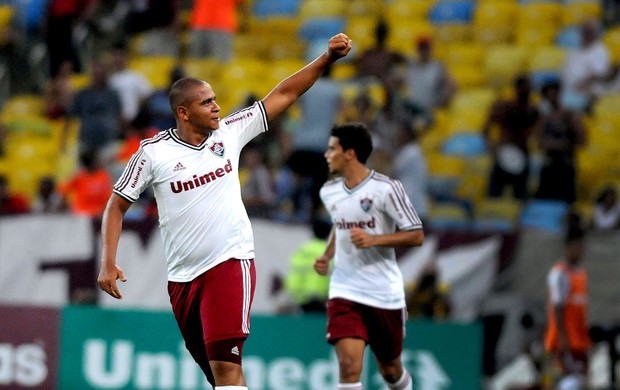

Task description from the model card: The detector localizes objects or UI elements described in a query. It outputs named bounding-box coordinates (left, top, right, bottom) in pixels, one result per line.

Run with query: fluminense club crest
left=360, top=197, right=373, bottom=212
left=209, top=141, right=225, bottom=157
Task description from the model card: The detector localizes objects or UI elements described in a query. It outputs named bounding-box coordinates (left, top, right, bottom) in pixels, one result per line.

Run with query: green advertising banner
left=59, top=306, right=482, bottom=390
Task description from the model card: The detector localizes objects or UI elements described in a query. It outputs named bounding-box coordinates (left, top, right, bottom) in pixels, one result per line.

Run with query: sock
left=215, top=387, right=247, bottom=390
left=387, top=369, right=412, bottom=390
left=337, top=383, right=364, bottom=390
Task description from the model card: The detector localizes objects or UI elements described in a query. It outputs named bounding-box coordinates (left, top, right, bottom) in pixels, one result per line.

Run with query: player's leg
left=201, top=258, right=256, bottom=388
left=327, top=298, right=369, bottom=389
left=168, top=279, right=216, bottom=386
left=368, top=307, right=412, bottom=390
left=334, top=337, right=366, bottom=384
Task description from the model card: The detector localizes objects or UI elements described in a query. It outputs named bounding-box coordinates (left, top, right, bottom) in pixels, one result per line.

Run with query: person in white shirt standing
left=314, top=122, right=424, bottom=390
left=97, top=34, right=352, bottom=390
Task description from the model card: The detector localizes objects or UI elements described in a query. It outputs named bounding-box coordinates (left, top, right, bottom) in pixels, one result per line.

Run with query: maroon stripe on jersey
left=374, top=173, right=422, bottom=229
left=115, top=132, right=170, bottom=193
left=114, top=148, right=145, bottom=194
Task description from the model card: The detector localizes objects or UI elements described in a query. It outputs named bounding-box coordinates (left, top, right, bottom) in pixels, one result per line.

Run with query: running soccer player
left=314, top=122, right=424, bottom=390
left=97, top=33, right=352, bottom=390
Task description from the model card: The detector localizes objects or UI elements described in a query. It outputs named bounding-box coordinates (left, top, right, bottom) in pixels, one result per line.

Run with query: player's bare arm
left=314, top=227, right=336, bottom=276
left=350, top=227, right=424, bottom=249
left=262, top=33, right=352, bottom=120
left=97, top=194, right=131, bottom=299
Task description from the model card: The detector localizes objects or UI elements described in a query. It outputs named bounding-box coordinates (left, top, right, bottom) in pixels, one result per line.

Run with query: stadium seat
left=128, top=56, right=177, bottom=89
left=386, top=20, right=434, bottom=57
left=483, top=45, right=528, bottom=88
left=432, top=24, right=472, bottom=45
left=471, top=24, right=514, bottom=46
left=473, top=197, right=523, bottom=232
left=428, top=0, right=475, bottom=24
left=348, top=0, right=385, bottom=17
left=448, top=88, right=497, bottom=129
left=561, top=1, right=602, bottom=27
left=520, top=200, right=570, bottom=233
left=298, top=17, right=347, bottom=43
left=428, top=201, right=472, bottom=231
left=0, top=94, right=44, bottom=122
left=603, top=26, right=620, bottom=64
left=515, top=24, right=558, bottom=47
left=346, top=16, right=379, bottom=53
left=298, top=0, right=347, bottom=19
left=385, top=0, right=434, bottom=22
left=473, top=1, right=518, bottom=29
left=0, top=5, right=14, bottom=45
left=555, top=25, right=582, bottom=48
left=448, top=64, right=486, bottom=89
left=516, top=1, right=563, bottom=31
left=527, top=45, right=566, bottom=89
left=441, top=42, right=485, bottom=68
left=252, top=0, right=300, bottom=18
left=441, top=132, right=487, bottom=158
left=180, top=57, right=222, bottom=82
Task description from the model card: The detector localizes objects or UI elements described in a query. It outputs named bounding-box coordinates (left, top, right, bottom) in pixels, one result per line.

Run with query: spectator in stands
left=392, top=121, right=429, bottom=226
left=282, top=218, right=332, bottom=313
left=406, top=262, right=450, bottom=320
left=123, top=0, right=179, bottom=56
left=482, top=74, right=540, bottom=201
left=240, top=143, right=277, bottom=219
left=542, top=220, right=590, bottom=390
left=187, top=0, right=242, bottom=62
left=65, top=56, right=123, bottom=153
left=560, top=18, right=611, bottom=113
left=353, top=18, right=405, bottom=87
left=43, top=60, right=75, bottom=120
left=44, top=0, right=98, bottom=77
left=590, top=185, right=620, bottom=231
left=397, top=35, right=457, bottom=130
left=59, top=148, right=113, bottom=218
left=535, top=80, right=587, bottom=204
left=109, top=42, right=154, bottom=130
left=0, top=175, right=30, bottom=215
left=31, top=176, right=65, bottom=213
left=279, top=65, right=343, bottom=223
left=140, top=65, right=186, bottom=132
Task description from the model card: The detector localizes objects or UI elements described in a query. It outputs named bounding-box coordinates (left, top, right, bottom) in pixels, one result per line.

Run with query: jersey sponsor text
left=170, top=159, right=233, bottom=194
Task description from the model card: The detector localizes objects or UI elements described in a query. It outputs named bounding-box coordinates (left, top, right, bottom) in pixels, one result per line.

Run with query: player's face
left=325, top=136, right=347, bottom=174
left=186, top=83, right=221, bottom=132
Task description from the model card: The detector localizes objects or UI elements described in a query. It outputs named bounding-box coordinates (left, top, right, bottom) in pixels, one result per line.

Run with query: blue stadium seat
left=520, top=200, right=570, bottom=233
left=253, top=0, right=300, bottom=18
left=428, top=0, right=475, bottom=24
left=298, top=17, right=347, bottom=42
left=555, top=25, right=582, bottom=48
left=441, top=132, right=487, bottom=158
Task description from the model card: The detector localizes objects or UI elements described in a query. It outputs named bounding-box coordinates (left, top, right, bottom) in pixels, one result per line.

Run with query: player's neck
left=344, top=165, right=371, bottom=190
left=175, top=127, right=211, bottom=146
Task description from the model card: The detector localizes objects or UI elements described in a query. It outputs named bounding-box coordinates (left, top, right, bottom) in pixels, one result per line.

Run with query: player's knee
left=206, top=338, right=246, bottom=365
left=377, top=359, right=403, bottom=383
left=338, top=355, right=363, bottom=380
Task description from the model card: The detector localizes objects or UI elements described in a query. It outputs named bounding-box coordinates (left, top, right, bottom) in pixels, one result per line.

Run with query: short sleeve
left=112, top=148, right=154, bottom=202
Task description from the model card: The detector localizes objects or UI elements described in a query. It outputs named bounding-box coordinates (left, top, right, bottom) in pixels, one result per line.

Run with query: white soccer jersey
left=114, top=101, right=268, bottom=282
left=320, top=171, right=423, bottom=309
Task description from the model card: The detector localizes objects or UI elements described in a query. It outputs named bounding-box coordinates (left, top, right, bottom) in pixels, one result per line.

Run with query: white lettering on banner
left=0, top=343, right=47, bottom=387
left=83, top=340, right=211, bottom=389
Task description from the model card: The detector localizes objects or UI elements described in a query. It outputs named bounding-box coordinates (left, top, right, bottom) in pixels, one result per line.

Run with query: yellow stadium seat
left=441, top=42, right=485, bottom=68
left=386, top=20, right=434, bottom=56
left=517, top=1, right=563, bottom=30
left=603, top=26, right=620, bottom=64
left=385, top=0, right=434, bottom=22
left=473, top=1, right=519, bottom=28
left=0, top=5, right=14, bottom=45
left=449, top=87, right=497, bottom=118
left=247, top=16, right=300, bottom=37
left=593, top=93, right=620, bottom=120
left=233, top=33, right=268, bottom=59
left=129, top=56, right=177, bottom=89
left=448, top=65, right=486, bottom=89
left=527, top=45, right=566, bottom=72
left=299, top=0, right=347, bottom=19
left=348, top=0, right=385, bottom=17
left=472, top=24, right=514, bottom=46
left=0, top=95, right=44, bottom=121
left=561, top=1, right=602, bottom=26
left=346, top=16, right=379, bottom=53
left=515, top=25, right=558, bottom=48
left=266, top=39, right=306, bottom=61
left=331, top=62, right=356, bottom=80
left=432, top=24, right=472, bottom=45
left=180, top=57, right=222, bottom=82
left=483, top=44, right=529, bottom=88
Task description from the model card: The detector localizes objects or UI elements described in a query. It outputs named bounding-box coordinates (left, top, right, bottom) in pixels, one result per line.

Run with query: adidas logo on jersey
left=173, top=162, right=186, bottom=171
left=231, top=345, right=240, bottom=356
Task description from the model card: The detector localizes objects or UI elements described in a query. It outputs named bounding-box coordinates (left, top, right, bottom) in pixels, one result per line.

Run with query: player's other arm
left=97, top=193, right=132, bottom=299
left=314, top=227, right=336, bottom=276
left=262, top=33, right=352, bottom=121
left=350, top=227, right=424, bottom=249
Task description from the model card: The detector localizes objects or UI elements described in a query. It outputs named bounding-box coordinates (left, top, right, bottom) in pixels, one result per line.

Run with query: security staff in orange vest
left=543, top=222, right=591, bottom=388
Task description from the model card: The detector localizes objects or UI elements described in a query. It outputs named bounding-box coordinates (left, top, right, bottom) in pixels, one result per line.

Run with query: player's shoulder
left=369, top=171, right=399, bottom=188
left=138, top=129, right=173, bottom=152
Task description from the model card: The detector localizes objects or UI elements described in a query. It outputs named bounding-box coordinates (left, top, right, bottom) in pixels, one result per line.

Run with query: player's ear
left=177, top=105, right=189, bottom=120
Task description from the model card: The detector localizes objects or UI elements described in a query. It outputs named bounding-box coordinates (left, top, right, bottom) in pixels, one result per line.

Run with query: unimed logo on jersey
left=334, top=217, right=376, bottom=230
left=224, top=111, right=253, bottom=126
left=170, top=159, right=233, bottom=194
left=130, top=159, right=146, bottom=188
